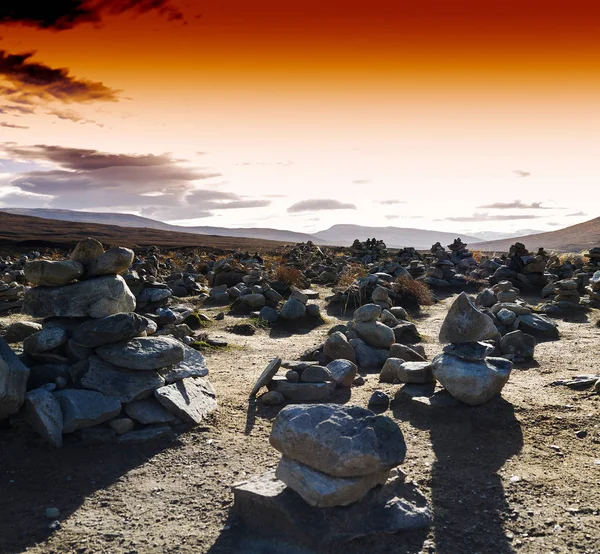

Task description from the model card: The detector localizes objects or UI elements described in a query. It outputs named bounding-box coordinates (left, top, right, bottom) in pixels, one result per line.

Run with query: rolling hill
left=471, top=217, right=600, bottom=253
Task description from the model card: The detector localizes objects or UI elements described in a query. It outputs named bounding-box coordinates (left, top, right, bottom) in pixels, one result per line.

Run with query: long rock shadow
left=0, top=425, right=180, bottom=553
left=392, top=394, right=523, bottom=554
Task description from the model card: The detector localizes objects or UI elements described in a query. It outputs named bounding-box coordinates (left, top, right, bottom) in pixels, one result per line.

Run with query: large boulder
left=439, top=292, right=498, bottom=344
left=269, top=404, right=406, bottom=478
left=22, top=275, right=136, bottom=319
left=23, top=388, right=63, bottom=448
left=349, top=338, right=389, bottom=370
left=432, top=354, right=512, bottom=405
left=323, top=332, right=356, bottom=363
left=81, top=356, right=165, bottom=403
left=0, top=337, right=30, bottom=420
left=72, top=312, right=154, bottom=348
left=154, top=377, right=217, bottom=425
left=54, top=389, right=121, bottom=433
left=280, top=298, right=306, bottom=320
left=24, top=260, right=83, bottom=287
left=354, top=321, right=395, bottom=349
left=70, top=238, right=104, bottom=268
left=275, top=456, right=390, bottom=508
left=96, top=336, right=185, bottom=370
left=88, top=247, right=134, bottom=277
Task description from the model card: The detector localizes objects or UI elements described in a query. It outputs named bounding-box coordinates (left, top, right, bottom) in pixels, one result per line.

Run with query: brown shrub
left=273, top=265, right=304, bottom=287
left=337, top=263, right=369, bottom=288
left=391, top=276, right=435, bottom=308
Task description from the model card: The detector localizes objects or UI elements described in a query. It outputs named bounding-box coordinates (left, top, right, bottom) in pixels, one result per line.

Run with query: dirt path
left=0, top=289, right=599, bottom=554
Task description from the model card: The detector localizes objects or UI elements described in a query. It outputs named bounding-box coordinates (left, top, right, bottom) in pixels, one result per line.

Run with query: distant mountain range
left=1, top=208, right=593, bottom=252
left=1, top=208, right=481, bottom=249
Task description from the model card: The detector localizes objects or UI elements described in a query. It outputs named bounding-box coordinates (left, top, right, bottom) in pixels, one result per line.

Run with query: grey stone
left=160, top=345, right=209, bottom=384
left=442, top=341, right=495, bottom=361
left=379, top=358, right=404, bottom=383
left=72, top=312, right=154, bottom=348
left=476, top=289, right=497, bottom=308
left=290, top=290, right=308, bottom=305
left=439, top=292, right=498, bottom=344
left=353, top=304, right=382, bottom=322
left=282, top=360, right=319, bottom=371
left=517, top=314, right=559, bottom=340
left=392, top=322, right=421, bottom=344
left=306, top=304, right=321, bottom=318
left=124, top=397, right=180, bottom=424
left=389, top=343, right=425, bottom=362
left=231, top=470, right=431, bottom=547
left=258, top=306, right=278, bottom=323
left=96, top=336, right=185, bottom=370
left=70, top=238, right=104, bottom=268
left=432, top=354, right=512, bottom=405
left=249, top=357, right=282, bottom=397
left=397, top=361, right=434, bottom=384
left=54, top=389, right=121, bottom=433
left=0, top=337, right=30, bottom=420
left=23, top=388, right=63, bottom=448
left=108, top=418, right=135, bottom=435
left=242, top=293, right=266, bottom=310
left=280, top=298, right=306, bottom=320
left=300, top=366, right=331, bottom=383
left=349, top=338, right=389, bottom=370
left=264, top=289, right=283, bottom=303
left=24, top=260, right=83, bottom=287
left=267, top=376, right=336, bottom=402
left=371, top=286, right=390, bottom=303
left=23, top=327, right=67, bottom=354
left=496, top=308, right=517, bottom=326
left=137, top=287, right=172, bottom=303
left=4, top=321, right=43, bottom=343
left=260, top=390, right=285, bottom=405
left=117, top=425, right=173, bottom=443
left=88, top=247, right=134, bottom=277
left=285, top=370, right=300, bottom=382
left=276, top=456, right=390, bottom=508
left=368, top=390, right=390, bottom=409
left=500, top=330, right=536, bottom=360
left=323, top=332, right=356, bottom=363
left=354, top=321, right=395, bottom=349
left=269, top=404, right=406, bottom=477
left=388, top=306, right=408, bottom=320
left=491, top=302, right=532, bottom=316
left=154, top=377, right=217, bottom=425
left=380, top=309, right=398, bottom=327
left=411, top=390, right=461, bottom=409
left=64, top=340, right=94, bottom=363
left=326, top=359, right=357, bottom=388
left=81, top=355, right=164, bottom=403
left=496, top=290, right=518, bottom=303
left=22, top=275, right=136, bottom=319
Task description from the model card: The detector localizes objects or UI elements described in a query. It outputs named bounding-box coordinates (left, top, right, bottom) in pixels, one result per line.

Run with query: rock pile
left=432, top=292, right=513, bottom=405
left=2, top=239, right=216, bottom=447
left=350, top=238, right=388, bottom=263
left=231, top=404, right=430, bottom=547
left=490, top=242, right=548, bottom=288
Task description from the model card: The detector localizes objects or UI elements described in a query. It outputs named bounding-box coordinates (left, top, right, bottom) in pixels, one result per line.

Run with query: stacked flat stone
left=432, top=292, right=513, bottom=405
left=553, top=279, right=580, bottom=304
left=583, top=247, right=600, bottom=272
left=269, top=404, right=406, bottom=507
left=585, top=271, right=600, bottom=304
left=6, top=238, right=216, bottom=448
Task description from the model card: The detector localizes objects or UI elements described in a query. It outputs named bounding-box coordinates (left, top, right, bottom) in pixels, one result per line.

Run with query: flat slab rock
left=23, top=387, right=63, bottom=448
left=96, top=336, right=185, bottom=370
left=54, top=389, right=121, bottom=433
left=124, top=397, right=181, bottom=424
left=266, top=376, right=336, bottom=402
left=232, top=470, right=431, bottom=548
left=249, top=357, right=282, bottom=398
left=154, top=377, right=217, bottom=425
left=160, top=345, right=209, bottom=384
left=0, top=336, right=30, bottom=420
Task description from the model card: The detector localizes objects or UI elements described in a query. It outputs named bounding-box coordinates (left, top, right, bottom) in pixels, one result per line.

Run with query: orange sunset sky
left=0, top=1, right=598, bottom=236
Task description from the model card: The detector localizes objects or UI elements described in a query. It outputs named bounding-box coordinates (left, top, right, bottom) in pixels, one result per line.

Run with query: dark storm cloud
left=287, top=199, right=357, bottom=213
left=0, top=51, right=120, bottom=104
left=439, top=212, right=543, bottom=222
left=0, top=143, right=270, bottom=220
left=0, top=1, right=184, bottom=31
left=477, top=200, right=553, bottom=210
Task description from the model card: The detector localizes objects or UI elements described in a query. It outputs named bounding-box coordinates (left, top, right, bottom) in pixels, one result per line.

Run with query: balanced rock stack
left=585, top=271, right=600, bottom=304
left=4, top=238, right=216, bottom=448
left=232, top=404, right=431, bottom=547
left=583, top=248, right=600, bottom=271
left=432, top=292, right=513, bottom=405
left=552, top=279, right=580, bottom=304
left=491, top=242, right=548, bottom=287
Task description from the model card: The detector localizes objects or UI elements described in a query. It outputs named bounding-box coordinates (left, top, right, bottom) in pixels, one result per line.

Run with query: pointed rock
left=439, top=292, right=498, bottom=344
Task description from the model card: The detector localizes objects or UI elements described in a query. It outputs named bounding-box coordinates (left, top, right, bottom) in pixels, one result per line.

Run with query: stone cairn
left=490, top=242, right=548, bottom=288
left=432, top=292, right=513, bottom=405
left=0, top=252, right=38, bottom=314
left=231, top=404, right=431, bottom=548
left=350, top=237, right=387, bottom=263
left=1, top=238, right=216, bottom=448
left=424, top=239, right=476, bottom=287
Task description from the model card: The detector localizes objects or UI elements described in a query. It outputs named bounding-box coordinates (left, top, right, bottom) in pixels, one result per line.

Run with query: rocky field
left=0, top=237, right=599, bottom=554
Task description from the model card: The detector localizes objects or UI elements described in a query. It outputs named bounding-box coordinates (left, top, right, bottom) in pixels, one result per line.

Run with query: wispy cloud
left=377, top=199, right=406, bottom=205
left=566, top=211, right=587, bottom=217
left=0, top=122, right=28, bottom=129
left=513, top=170, right=531, bottom=178
left=287, top=199, right=357, bottom=213
left=439, top=212, right=544, bottom=222
left=477, top=200, right=555, bottom=210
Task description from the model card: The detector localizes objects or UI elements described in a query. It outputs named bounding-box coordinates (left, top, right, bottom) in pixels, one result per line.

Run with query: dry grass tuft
left=337, top=263, right=369, bottom=288
left=273, top=266, right=304, bottom=287
left=391, top=276, right=435, bottom=308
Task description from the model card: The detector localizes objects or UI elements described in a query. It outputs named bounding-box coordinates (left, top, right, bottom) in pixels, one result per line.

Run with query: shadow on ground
left=392, top=395, right=523, bottom=554
left=0, top=426, right=180, bottom=553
